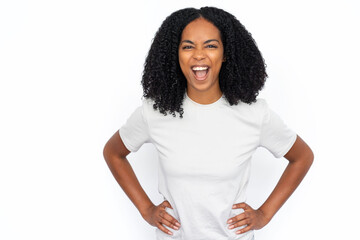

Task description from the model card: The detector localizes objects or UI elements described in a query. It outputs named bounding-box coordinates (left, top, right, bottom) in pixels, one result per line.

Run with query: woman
left=103, top=6, right=314, bottom=240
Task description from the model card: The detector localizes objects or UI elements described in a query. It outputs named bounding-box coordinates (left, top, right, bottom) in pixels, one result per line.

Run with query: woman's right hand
left=141, top=200, right=181, bottom=235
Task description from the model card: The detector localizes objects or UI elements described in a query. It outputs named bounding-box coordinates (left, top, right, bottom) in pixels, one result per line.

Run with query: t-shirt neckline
left=185, top=91, right=224, bottom=108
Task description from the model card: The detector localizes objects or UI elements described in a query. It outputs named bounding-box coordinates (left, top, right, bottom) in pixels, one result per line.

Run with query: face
left=178, top=18, right=225, bottom=101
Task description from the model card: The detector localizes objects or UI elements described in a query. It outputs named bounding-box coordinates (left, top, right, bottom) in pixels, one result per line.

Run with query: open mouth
left=191, top=66, right=209, bottom=81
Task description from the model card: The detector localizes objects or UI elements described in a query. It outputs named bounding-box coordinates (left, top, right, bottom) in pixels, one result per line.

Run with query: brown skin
left=103, top=132, right=180, bottom=236
left=103, top=17, right=314, bottom=236
left=227, top=135, right=314, bottom=234
left=103, top=132, right=313, bottom=235
left=178, top=17, right=225, bottom=104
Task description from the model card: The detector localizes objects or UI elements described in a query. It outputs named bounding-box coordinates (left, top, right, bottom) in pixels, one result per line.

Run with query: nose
left=193, top=48, right=206, bottom=61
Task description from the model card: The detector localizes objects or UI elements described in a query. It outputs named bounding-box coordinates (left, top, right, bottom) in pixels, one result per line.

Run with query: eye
left=206, top=45, right=218, bottom=49
left=182, top=45, right=193, bottom=50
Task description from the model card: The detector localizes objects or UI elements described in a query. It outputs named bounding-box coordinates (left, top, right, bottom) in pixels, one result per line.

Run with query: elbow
left=103, top=142, right=110, bottom=163
left=305, top=147, right=314, bottom=169
left=309, top=149, right=314, bottom=166
left=103, top=140, right=115, bottom=164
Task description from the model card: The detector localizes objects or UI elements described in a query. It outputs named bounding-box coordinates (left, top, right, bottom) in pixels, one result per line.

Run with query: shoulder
left=250, top=98, right=267, bottom=109
left=140, top=96, right=160, bottom=120
left=240, top=98, right=270, bottom=124
left=220, top=97, right=268, bottom=126
left=246, top=98, right=270, bottom=116
left=231, top=97, right=268, bottom=115
left=141, top=97, right=155, bottom=112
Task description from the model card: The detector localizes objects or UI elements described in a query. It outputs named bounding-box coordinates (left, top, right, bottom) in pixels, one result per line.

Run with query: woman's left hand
left=227, top=202, right=270, bottom=234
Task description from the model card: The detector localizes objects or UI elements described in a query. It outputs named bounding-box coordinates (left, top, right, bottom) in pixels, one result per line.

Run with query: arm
left=103, top=131, right=154, bottom=215
left=258, top=134, right=314, bottom=221
left=103, top=131, right=181, bottom=235
left=228, top=135, right=314, bottom=234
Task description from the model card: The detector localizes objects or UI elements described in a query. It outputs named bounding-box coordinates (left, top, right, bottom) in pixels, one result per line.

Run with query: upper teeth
left=192, top=66, right=208, bottom=71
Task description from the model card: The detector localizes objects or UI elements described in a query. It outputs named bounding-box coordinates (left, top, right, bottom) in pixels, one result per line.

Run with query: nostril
left=194, top=56, right=205, bottom=61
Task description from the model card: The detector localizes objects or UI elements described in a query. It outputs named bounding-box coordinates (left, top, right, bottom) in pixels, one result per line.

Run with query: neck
left=186, top=88, right=223, bottom=104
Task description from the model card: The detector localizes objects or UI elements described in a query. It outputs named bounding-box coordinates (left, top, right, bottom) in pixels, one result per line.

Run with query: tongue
left=195, top=70, right=207, bottom=78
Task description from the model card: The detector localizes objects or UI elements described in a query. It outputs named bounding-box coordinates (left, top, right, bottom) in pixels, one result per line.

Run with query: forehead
left=181, top=18, right=221, bottom=41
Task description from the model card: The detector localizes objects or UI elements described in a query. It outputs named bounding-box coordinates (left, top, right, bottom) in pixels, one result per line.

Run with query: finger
left=160, top=210, right=181, bottom=229
left=229, top=219, right=249, bottom=230
left=160, top=215, right=180, bottom=230
left=233, top=202, right=248, bottom=210
left=236, top=224, right=252, bottom=235
left=235, top=212, right=247, bottom=221
left=162, top=200, right=173, bottom=209
left=156, top=222, right=173, bottom=235
left=228, top=212, right=247, bottom=224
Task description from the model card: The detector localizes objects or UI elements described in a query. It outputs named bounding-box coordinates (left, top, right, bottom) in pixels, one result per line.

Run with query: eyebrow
left=180, top=39, right=220, bottom=45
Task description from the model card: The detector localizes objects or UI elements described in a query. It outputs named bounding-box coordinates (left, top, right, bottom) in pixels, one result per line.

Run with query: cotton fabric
left=119, top=92, right=297, bottom=240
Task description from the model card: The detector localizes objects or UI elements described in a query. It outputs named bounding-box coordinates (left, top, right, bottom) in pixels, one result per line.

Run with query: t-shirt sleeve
left=259, top=99, right=297, bottom=158
left=118, top=101, right=151, bottom=152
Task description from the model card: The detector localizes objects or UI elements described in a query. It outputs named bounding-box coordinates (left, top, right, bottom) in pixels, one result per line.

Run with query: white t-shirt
left=119, top=91, right=297, bottom=240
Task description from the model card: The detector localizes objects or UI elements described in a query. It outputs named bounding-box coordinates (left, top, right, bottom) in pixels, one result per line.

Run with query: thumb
left=163, top=200, right=173, bottom=209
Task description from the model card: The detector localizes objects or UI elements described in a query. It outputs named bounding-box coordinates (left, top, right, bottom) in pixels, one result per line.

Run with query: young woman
left=103, top=6, right=314, bottom=240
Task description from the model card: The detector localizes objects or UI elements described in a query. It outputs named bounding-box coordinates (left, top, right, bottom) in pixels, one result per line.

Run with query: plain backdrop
left=1, top=0, right=359, bottom=239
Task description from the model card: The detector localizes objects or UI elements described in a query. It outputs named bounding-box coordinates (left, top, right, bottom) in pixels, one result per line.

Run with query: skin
left=103, top=132, right=180, bottom=235
left=103, top=17, right=314, bottom=236
left=178, top=17, right=225, bottom=104
left=227, top=135, right=314, bottom=234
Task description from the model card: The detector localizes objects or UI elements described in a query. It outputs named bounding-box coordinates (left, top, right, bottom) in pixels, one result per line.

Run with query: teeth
left=192, top=66, right=208, bottom=71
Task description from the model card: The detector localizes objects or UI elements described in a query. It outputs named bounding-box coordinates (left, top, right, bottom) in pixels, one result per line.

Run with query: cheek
left=178, top=53, right=189, bottom=74
left=178, top=59, right=186, bottom=75
left=211, top=55, right=224, bottom=71
left=209, top=51, right=224, bottom=66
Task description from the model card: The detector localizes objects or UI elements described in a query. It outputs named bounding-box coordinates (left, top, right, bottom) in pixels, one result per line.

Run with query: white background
left=1, top=0, right=359, bottom=239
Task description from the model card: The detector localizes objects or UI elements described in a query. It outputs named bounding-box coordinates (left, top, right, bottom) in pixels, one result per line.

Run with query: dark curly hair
left=141, top=6, right=267, bottom=118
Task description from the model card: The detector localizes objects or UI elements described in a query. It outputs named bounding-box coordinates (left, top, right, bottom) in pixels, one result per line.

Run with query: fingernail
left=232, top=205, right=236, bottom=208
left=228, top=225, right=234, bottom=229
left=168, top=231, right=173, bottom=235
left=174, top=226, right=179, bottom=230
left=175, top=222, right=181, bottom=227
left=227, top=219, right=233, bottom=224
